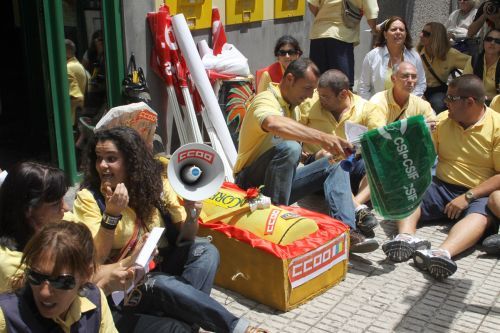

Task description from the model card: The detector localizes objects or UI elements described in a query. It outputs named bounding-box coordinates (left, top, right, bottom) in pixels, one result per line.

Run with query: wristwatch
left=101, top=213, right=122, bottom=230
left=465, top=190, right=475, bottom=203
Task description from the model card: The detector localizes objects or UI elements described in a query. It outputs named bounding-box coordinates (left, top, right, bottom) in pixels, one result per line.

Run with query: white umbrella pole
left=166, top=86, right=189, bottom=145
left=181, top=86, right=203, bottom=143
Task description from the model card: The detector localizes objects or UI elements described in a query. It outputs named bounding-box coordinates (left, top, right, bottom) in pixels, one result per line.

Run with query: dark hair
left=375, top=16, right=413, bottom=49
left=449, top=74, right=486, bottom=104
left=87, top=30, right=103, bottom=64
left=0, top=162, right=67, bottom=251
left=12, top=221, right=96, bottom=290
left=273, top=35, right=303, bottom=57
left=82, top=126, right=164, bottom=223
left=318, top=69, right=350, bottom=95
left=283, top=58, right=320, bottom=80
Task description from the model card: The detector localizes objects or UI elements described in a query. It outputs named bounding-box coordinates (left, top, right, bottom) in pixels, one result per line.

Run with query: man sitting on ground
left=234, top=58, right=375, bottom=253
left=382, top=74, right=500, bottom=280
left=299, top=69, right=386, bottom=240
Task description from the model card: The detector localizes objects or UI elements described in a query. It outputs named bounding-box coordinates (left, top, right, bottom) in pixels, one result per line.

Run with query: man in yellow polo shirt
left=300, top=69, right=385, bottom=240
left=65, top=39, right=89, bottom=127
left=382, top=74, right=500, bottom=280
left=307, top=0, right=379, bottom=86
left=235, top=58, right=376, bottom=253
left=370, top=62, right=436, bottom=125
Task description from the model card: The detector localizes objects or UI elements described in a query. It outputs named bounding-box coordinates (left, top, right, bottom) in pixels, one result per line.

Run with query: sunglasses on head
left=277, top=49, right=298, bottom=56
left=421, top=30, right=431, bottom=38
left=26, top=269, right=76, bottom=290
left=484, top=36, right=500, bottom=45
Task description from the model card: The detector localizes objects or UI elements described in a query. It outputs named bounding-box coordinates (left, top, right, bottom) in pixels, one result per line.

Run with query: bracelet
left=100, top=213, right=122, bottom=230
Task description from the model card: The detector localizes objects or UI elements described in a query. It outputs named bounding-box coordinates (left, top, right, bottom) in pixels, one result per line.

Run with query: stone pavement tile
left=307, top=328, right=330, bottom=333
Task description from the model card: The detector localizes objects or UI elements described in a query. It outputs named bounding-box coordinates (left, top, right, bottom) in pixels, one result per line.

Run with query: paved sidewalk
left=208, top=194, right=500, bottom=333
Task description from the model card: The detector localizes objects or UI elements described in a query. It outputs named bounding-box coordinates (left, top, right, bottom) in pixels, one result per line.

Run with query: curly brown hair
left=82, top=126, right=164, bottom=223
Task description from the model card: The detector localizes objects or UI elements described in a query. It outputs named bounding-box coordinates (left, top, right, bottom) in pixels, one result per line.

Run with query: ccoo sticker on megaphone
left=167, top=143, right=225, bottom=201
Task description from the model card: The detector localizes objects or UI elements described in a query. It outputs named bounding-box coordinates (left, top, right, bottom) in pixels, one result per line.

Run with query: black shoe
left=413, top=249, right=457, bottom=280
left=350, top=229, right=379, bottom=253
left=482, top=234, right=500, bottom=255
left=355, top=207, right=378, bottom=235
left=382, top=234, right=431, bottom=262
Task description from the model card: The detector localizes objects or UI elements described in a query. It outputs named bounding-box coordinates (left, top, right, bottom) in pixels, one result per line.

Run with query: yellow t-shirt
left=300, top=91, right=385, bottom=154
left=73, top=176, right=186, bottom=254
left=420, top=48, right=470, bottom=88
left=490, top=95, right=500, bottom=113
left=463, top=56, right=498, bottom=100
left=0, top=288, right=117, bottom=333
left=234, top=83, right=300, bottom=175
left=67, top=56, right=89, bottom=126
left=308, top=0, right=379, bottom=45
left=0, top=247, right=23, bottom=293
left=433, top=108, right=500, bottom=188
left=369, top=89, right=436, bottom=124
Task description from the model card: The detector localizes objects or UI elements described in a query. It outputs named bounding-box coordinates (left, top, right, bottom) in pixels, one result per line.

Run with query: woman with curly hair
left=358, top=16, right=427, bottom=99
left=74, top=126, right=266, bottom=333
left=417, top=22, right=470, bottom=113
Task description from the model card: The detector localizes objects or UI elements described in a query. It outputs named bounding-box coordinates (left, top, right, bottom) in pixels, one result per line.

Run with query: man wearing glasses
left=382, top=74, right=500, bottom=280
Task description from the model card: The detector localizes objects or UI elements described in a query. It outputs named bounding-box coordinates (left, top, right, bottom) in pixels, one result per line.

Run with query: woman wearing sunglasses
left=73, top=126, right=267, bottom=333
left=417, top=22, right=470, bottom=114
left=358, top=16, right=427, bottom=100
left=255, top=35, right=303, bottom=93
left=0, top=221, right=117, bottom=332
left=0, top=162, right=69, bottom=293
left=463, top=28, right=500, bottom=104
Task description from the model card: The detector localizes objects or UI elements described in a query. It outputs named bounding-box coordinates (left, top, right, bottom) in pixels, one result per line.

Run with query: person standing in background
left=65, top=39, right=89, bottom=128
left=446, top=0, right=479, bottom=54
left=307, top=0, right=379, bottom=87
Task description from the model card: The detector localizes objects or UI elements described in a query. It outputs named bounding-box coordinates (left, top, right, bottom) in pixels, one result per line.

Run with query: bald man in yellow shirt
left=382, top=75, right=500, bottom=280
left=300, top=69, right=385, bottom=240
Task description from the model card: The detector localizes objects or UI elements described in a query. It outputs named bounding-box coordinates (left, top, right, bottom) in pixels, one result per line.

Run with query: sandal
left=246, top=326, right=269, bottom=333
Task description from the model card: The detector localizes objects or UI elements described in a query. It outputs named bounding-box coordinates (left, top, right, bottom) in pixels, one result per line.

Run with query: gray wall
left=122, top=0, right=455, bottom=146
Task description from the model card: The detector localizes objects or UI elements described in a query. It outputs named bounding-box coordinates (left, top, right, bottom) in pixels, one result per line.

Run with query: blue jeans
left=309, top=38, right=354, bottom=86
left=426, top=91, right=447, bottom=114
left=235, top=141, right=356, bottom=229
left=129, top=239, right=249, bottom=333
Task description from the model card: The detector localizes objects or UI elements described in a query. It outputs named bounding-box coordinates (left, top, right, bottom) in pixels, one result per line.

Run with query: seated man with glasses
left=382, top=74, right=500, bottom=280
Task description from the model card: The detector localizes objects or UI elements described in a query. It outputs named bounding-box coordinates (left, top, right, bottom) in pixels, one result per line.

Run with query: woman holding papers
left=74, top=126, right=266, bottom=333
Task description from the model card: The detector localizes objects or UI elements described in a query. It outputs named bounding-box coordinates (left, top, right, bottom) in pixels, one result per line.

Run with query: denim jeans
left=235, top=141, right=356, bottom=229
left=426, top=91, right=447, bottom=114
left=128, top=239, right=249, bottom=333
left=309, top=38, right=355, bottom=86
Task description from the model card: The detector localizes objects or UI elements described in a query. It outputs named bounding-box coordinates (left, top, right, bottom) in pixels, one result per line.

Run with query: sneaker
left=382, top=233, right=431, bottom=262
left=413, top=249, right=457, bottom=280
left=355, top=207, right=378, bottom=236
left=350, top=229, right=379, bottom=253
left=482, top=234, right=500, bottom=255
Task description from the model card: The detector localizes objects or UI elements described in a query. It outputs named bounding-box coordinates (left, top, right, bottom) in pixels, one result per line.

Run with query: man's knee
left=488, top=191, right=500, bottom=218
left=192, top=242, right=220, bottom=269
left=276, top=141, right=302, bottom=164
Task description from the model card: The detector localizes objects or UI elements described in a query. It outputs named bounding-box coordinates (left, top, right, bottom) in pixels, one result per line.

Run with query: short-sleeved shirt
left=490, top=95, right=500, bottom=113
left=308, top=0, right=379, bottom=45
left=300, top=91, right=385, bottom=154
left=234, top=83, right=300, bottom=174
left=0, top=247, right=22, bottom=293
left=433, top=108, right=500, bottom=189
left=73, top=163, right=186, bottom=253
left=369, top=89, right=436, bottom=124
left=67, top=57, right=89, bottom=125
left=419, top=48, right=470, bottom=88
left=463, top=56, right=498, bottom=100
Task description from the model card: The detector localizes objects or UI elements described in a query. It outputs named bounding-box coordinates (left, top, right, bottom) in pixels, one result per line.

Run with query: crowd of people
left=1, top=0, right=500, bottom=332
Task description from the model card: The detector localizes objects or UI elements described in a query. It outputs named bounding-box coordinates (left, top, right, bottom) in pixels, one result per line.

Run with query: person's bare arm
left=467, top=14, right=486, bottom=37
left=262, top=115, right=353, bottom=157
left=308, top=3, right=319, bottom=17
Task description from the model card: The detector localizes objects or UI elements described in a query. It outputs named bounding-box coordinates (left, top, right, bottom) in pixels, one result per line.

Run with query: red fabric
left=211, top=8, right=227, bottom=55
left=255, top=62, right=284, bottom=89
left=199, top=182, right=349, bottom=259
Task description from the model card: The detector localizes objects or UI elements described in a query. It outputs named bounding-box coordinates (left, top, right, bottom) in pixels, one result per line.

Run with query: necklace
left=388, top=48, right=404, bottom=68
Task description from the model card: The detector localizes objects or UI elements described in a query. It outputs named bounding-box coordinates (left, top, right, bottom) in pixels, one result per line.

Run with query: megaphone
left=167, top=143, right=225, bottom=201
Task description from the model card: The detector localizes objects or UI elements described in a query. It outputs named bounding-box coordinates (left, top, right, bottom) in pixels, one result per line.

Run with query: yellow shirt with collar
left=67, top=56, right=89, bottom=126
left=0, top=288, right=117, bottom=333
left=0, top=247, right=23, bottom=293
left=369, top=89, right=436, bottom=124
left=300, top=91, right=386, bottom=154
left=420, top=48, right=469, bottom=88
left=308, top=0, right=379, bottom=45
left=433, top=108, right=500, bottom=188
left=463, top=56, right=498, bottom=100
left=234, top=83, right=300, bottom=175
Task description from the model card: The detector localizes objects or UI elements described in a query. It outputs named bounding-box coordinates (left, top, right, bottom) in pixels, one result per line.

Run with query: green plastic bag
left=360, top=115, right=436, bottom=220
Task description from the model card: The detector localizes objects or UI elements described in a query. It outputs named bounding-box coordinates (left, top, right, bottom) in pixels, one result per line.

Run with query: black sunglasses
left=443, top=95, right=475, bottom=103
left=277, top=49, right=298, bottom=56
left=484, top=36, right=500, bottom=45
left=26, top=269, right=76, bottom=290
left=421, top=30, right=431, bottom=38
